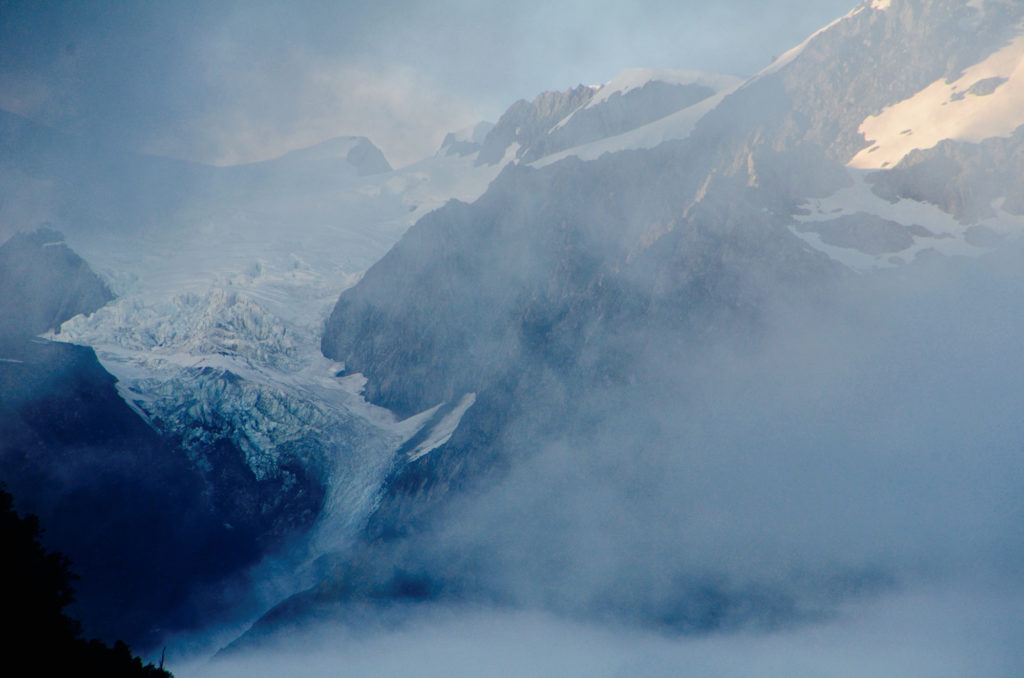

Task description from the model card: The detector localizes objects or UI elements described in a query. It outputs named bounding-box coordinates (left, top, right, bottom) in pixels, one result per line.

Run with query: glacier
left=49, top=140, right=509, bottom=551
left=44, top=66, right=738, bottom=555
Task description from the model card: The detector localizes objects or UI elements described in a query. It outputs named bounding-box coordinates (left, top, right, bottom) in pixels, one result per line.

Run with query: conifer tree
left=0, top=486, right=173, bottom=677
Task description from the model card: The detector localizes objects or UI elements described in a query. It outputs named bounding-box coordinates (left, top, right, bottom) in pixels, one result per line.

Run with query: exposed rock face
left=794, top=213, right=940, bottom=254
left=322, top=137, right=845, bottom=547
left=438, top=122, right=494, bottom=158
left=301, top=0, right=1024, bottom=641
left=520, top=81, right=717, bottom=163
left=0, top=228, right=112, bottom=342
left=963, top=75, right=1007, bottom=97
left=342, top=137, right=394, bottom=175
left=867, top=128, right=1024, bottom=222
left=0, top=231, right=322, bottom=648
left=323, top=142, right=843, bottom=415
left=476, top=85, right=597, bottom=165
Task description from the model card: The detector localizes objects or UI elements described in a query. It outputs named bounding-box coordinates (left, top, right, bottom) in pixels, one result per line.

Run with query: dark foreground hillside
left=0, top=485, right=172, bottom=677
left=0, top=228, right=320, bottom=648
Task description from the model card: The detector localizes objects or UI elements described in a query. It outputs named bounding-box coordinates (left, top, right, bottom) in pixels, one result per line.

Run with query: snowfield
left=850, top=32, right=1024, bottom=170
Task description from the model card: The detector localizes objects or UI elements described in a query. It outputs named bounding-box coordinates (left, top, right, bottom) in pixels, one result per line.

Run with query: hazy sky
left=0, top=0, right=858, bottom=167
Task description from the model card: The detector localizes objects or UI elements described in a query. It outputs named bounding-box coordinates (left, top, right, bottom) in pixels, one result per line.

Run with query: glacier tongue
left=49, top=139, right=509, bottom=551
left=40, top=62, right=757, bottom=553
left=55, top=279, right=423, bottom=547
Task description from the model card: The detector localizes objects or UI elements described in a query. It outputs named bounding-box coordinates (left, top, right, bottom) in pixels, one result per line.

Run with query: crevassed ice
left=46, top=143, right=509, bottom=549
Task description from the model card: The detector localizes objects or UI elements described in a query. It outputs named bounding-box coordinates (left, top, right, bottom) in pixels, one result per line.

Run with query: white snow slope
left=535, top=68, right=742, bottom=167
left=850, top=31, right=1024, bottom=170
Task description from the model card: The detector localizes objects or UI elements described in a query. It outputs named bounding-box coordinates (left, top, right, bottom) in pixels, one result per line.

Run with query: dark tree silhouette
left=0, top=485, right=172, bottom=677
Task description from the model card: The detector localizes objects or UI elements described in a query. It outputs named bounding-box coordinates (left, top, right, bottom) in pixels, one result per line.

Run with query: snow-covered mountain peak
left=475, top=69, right=741, bottom=168
left=474, top=85, right=597, bottom=165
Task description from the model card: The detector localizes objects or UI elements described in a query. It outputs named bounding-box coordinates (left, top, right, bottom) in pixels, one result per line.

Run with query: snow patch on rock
left=408, top=393, right=477, bottom=462
left=792, top=169, right=1024, bottom=271
left=849, top=31, right=1024, bottom=170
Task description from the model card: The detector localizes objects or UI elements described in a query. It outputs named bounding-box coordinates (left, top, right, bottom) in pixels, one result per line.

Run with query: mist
left=189, top=246, right=1024, bottom=674
left=188, top=585, right=1024, bottom=678
left=431, top=249, right=1020, bottom=599
left=4, top=1, right=1023, bottom=675
left=0, top=0, right=857, bottom=167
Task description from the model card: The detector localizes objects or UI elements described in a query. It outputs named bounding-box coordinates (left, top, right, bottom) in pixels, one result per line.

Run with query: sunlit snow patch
left=849, top=32, right=1024, bottom=169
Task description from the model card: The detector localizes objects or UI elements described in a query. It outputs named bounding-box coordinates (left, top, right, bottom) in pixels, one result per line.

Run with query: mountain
left=4, top=0, right=1023, bottom=664
left=437, top=122, right=495, bottom=158
left=232, top=0, right=1024, bottom=643
left=271, top=135, right=393, bottom=176
left=38, top=132, right=506, bottom=571
left=5, top=62, right=748, bottom=571
left=0, top=227, right=112, bottom=343
left=0, top=63, right=743, bottom=647
left=475, top=69, right=742, bottom=166
left=0, top=121, right=463, bottom=644
left=0, top=230, right=272, bottom=648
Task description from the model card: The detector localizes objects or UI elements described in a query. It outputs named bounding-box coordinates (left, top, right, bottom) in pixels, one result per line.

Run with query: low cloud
left=186, top=583, right=1024, bottom=677
left=1, top=1, right=859, bottom=169
left=182, top=247, right=1024, bottom=677
left=361, top=248, right=1024, bottom=634
left=144, top=58, right=483, bottom=168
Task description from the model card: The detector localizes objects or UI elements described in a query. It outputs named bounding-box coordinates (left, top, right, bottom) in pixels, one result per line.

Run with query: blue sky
left=0, top=0, right=858, bottom=166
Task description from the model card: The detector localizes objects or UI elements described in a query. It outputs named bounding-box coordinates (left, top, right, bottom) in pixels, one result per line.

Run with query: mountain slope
left=6, top=0, right=1023, bottom=657
left=279, top=0, right=1024, bottom=641
left=8, top=60, right=753, bottom=576
left=475, top=70, right=741, bottom=167
left=0, top=228, right=112, bottom=342
left=0, top=231, right=275, bottom=649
